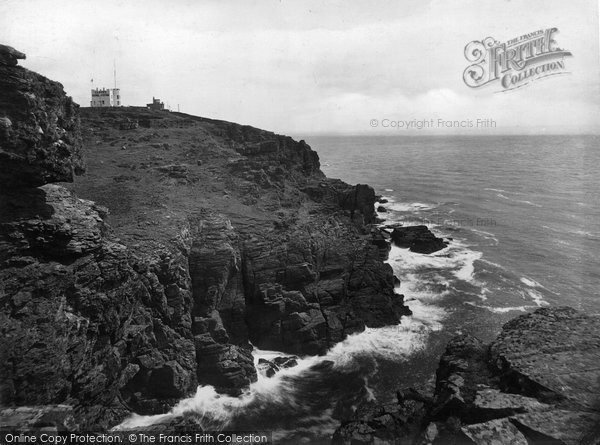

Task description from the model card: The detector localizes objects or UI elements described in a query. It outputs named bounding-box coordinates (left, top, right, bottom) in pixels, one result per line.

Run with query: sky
left=1, top=0, right=599, bottom=136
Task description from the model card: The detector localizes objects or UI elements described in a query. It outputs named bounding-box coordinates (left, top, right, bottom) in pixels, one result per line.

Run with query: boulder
left=390, top=225, right=448, bottom=254
left=256, top=356, right=298, bottom=378
left=333, top=307, right=600, bottom=444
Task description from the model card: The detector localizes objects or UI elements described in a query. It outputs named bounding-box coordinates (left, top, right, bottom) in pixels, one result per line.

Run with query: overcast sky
left=1, top=0, right=599, bottom=135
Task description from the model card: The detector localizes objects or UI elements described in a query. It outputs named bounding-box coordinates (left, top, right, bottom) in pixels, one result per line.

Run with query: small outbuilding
left=147, top=97, right=164, bottom=111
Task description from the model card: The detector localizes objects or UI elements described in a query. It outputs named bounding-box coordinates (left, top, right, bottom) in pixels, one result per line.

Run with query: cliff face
left=0, top=45, right=409, bottom=429
left=333, top=307, right=600, bottom=444
left=0, top=44, right=85, bottom=188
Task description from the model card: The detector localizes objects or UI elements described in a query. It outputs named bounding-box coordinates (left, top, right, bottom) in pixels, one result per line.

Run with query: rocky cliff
left=333, top=307, right=600, bottom=444
left=0, top=45, right=410, bottom=430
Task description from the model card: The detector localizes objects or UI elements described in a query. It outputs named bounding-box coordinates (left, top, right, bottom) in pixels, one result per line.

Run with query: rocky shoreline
left=0, top=44, right=409, bottom=429
left=1, top=44, right=598, bottom=444
left=333, top=307, right=600, bottom=444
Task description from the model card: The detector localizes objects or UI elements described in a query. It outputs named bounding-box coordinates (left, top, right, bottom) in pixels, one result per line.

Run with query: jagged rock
left=462, top=418, right=528, bottom=445
left=194, top=334, right=256, bottom=395
left=332, top=398, right=427, bottom=445
left=272, top=355, right=299, bottom=368
left=0, top=184, right=106, bottom=261
left=257, top=358, right=279, bottom=377
left=0, top=51, right=197, bottom=429
left=337, top=183, right=377, bottom=223
left=0, top=46, right=84, bottom=188
left=148, top=361, right=191, bottom=398
left=390, top=225, right=448, bottom=254
left=0, top=405, right=78, bottom=431
left=333, top=307, right=600, bottom=444
left=256, top=356, right=298, bottom=378
left=1, top=48, right=412, bottom=431
left=0, top=44, right=26, bottom=66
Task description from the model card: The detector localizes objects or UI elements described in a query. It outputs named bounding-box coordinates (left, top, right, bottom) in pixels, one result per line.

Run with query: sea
left=119, top=134, right=600, bottom=443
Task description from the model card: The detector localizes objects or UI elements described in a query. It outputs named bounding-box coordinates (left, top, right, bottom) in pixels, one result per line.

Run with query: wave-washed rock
left=333, top=307, right=600, bottom=444
left=0, top=45, right=410, bottom=429
left=390, top=225, right=448, bottom=254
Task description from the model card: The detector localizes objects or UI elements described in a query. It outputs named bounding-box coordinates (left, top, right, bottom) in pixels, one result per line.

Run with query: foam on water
left=117, top=185, right=548, bottom=433
left=116, top=266, right=445, bottom=432
left=526, top=289, right=548, bottom=307
left=387, top=242, right=482, bottom=287
left=496, top=193, right=542, bottom=208
left=484, top=188, right=525, bottom=196
left=520, top=277, right=542, bottom=288
left=386, top=202, right=436, bottom=212
left=465, top=302, right=532, bottom=314
left=470, top=228, right=499, bottom=246
left=117, top=312, right=440, bottom=431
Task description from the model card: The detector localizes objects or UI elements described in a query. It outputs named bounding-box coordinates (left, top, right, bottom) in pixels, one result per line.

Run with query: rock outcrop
left=333, top=307, right=600, bottom=444
left=390, top=225, right=448, bottom=254
left=0, top=44, right=85, bottom=188
left=0, top=47, right=197, bottom=429
left=0, top=45, right=410, bottom=429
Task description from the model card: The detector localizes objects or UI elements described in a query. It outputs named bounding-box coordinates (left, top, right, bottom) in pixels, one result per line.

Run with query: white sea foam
left=520, top=277, right=542, bottom=288
left=452, top=249, right=483, bottom=283
left=386, top=202, right=436, bottom=212
left=116, top=312, right=439, bottom=431
left=479, top=258, right=507, bottom=271
left=465, top=302, right=532, bottom=314
left=386, top=237, right=482, bottom=286
left=574, top=229, right=598, bottom=238
left=470, top=228, right=499, bottom=246
left=118, top=194, right=487, bottom=432
left=484, top=188, right=525, bottom=196
left=526, top=289, right=548, bottom=307
left=116, top=266, right=444, bottom=432
left=496, top=193, right=542, bottom=207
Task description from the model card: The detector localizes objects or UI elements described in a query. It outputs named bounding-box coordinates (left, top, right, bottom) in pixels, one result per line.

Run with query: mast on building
left=90, top=61, right=121, bottom=107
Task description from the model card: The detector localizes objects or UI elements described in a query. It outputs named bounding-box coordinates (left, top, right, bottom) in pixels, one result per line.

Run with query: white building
left=90, top=88, right=120, bottom=107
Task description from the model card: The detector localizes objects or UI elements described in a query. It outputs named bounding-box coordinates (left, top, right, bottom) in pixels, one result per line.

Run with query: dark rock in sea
left=0, top=45, right=411, bottom=429
left=272, top=355, right=299, bottom=368
left=332, top=394, right=428, bottom=444
left=332, top=307, right=600, bottom=444
left=257, top=359, right=279, bottom=378
left=257, top=356, right=299, bottom=378
left=390, top=225, right=448, bottom=254
left=378, top=198, right=388, bottom=204
left=377, top=205, right=387, bottom=212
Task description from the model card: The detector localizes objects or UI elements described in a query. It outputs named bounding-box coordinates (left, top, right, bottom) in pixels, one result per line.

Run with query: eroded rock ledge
left=333, top=307, right=600, bottom=445
left=0, top=45, right=410, bottom=429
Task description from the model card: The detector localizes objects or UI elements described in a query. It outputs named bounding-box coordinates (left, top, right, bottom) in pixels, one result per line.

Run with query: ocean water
left=119, top=134, right=600, bottom=443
